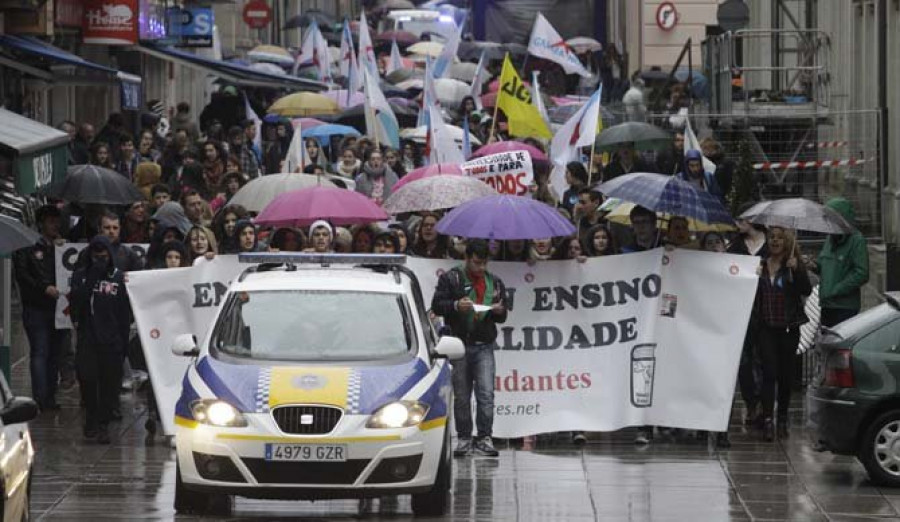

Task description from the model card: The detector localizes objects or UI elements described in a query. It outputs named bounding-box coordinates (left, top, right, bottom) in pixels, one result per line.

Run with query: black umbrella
left=283, top=10, right=336, bottom=30
left=0, top=215, right=39, bottom=254
left=595, top=122, right=672, bottom=152
left=48, top=165, right=144, bottom=205
left=335, top=103, right=419, bottom=133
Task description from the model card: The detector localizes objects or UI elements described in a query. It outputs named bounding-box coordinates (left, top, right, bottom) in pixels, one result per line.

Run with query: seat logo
left=292, top=374, right=327, bottom=390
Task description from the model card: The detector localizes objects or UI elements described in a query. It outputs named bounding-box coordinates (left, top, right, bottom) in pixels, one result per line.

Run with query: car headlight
left=366, top=401, right=429, bottom=429
left=191, top=400, right=248, bottom=427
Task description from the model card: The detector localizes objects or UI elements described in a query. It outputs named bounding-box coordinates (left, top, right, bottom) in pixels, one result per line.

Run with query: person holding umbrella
left=432, top=239, right=508, bottom=458
left=603, top=143, right=649, bottom=181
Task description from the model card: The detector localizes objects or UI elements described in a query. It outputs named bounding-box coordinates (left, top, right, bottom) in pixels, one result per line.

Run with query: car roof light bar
left=238, top=253, right=407, bottom=266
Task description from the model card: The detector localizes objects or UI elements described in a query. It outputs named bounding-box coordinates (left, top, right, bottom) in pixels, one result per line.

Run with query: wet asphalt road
left=17, top=362, right=900, bottom=522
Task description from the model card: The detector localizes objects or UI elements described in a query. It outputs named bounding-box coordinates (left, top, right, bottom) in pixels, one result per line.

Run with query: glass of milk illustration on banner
left=631, top=344, right=657, bottom=408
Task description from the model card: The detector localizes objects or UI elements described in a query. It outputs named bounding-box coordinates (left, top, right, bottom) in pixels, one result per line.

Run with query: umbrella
left=458, top=41, right=505, bottom=61
left=247, top=45, right=294, bottom=66
left=335, top=103, right=419, bottom=132
left=566, top=37, right=602, bottom=53
left=595, top=121, right=672, bottom=152
left=269, top=92, right=340, bottom=117
left=395, top=78, right=424, bottom=91
left=549, top=102, right=619, bottom=127
left=249, top=62, right=287, bottom=75
left=408, top=41, right=444, bottom=58
left=739, top=198, right=854, bottom=235
left=436, top=195, right=576, bottom=240
left=386, top=68, right=422, bottom=84
left=283, top=10, right=336, bottom=30
left=375, top=0, right=416, bottom=11
left=255, top=186, right=388, bottom=227
left=596, top=172, right=733, bottom=226
left=48, top=165, right=144, bottom=205
left=229, top=174, right=337, bottom=213
left=472, top=141, right=548, bottom=162
left=380, top=80, right=413, bottom=99
left=480, top=92, right=498, bottom=108
left=374, top=30, right=418, bottom=45
left=0, top=215, right=38, bottom=254
left=400, top=125, right=482, bottom=147
left=394, top=163, right=465, bottom=191
left=446, top=62, right=479, bottom=83
left=601, top=198, right=736, bottom=233
left=302, top=123, right=361, bottom=145
left=434, top=78, right=471, bottom=106
left=321, top=89, right=366, bottom=108
left=292, top=117, right=328, bottom=129
left=384, top=175, right=497, bottom=214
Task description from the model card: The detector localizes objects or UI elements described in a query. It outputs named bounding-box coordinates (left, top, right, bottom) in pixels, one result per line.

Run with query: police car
left=170, top=253, right=464, bottom=516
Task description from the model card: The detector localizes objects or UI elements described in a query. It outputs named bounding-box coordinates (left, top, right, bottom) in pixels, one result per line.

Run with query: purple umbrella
left=436, top=195, right=575, bottom=240
left=472, top=141, right=548, bottom=162
left=255, top=186, right=388, bottom=227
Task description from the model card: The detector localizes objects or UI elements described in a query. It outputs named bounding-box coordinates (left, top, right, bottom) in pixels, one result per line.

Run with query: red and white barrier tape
left=753, top=157, right=870, bottom=170
left=804, top=141, right=848, bottom=149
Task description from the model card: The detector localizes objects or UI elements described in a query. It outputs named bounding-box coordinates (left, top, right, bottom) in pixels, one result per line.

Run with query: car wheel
left=174, top=461, right=234, bottom=515
left=411, top=427, right=451, bottom=517
left=859, top=410, right=900, bottom=487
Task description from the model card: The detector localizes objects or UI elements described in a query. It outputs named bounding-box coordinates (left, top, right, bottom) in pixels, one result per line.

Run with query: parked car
left=807, top=292, right=900, bottom=485
left=0, top=367, right=38, bottom=521
left=171, top=253, right=464, bottom=516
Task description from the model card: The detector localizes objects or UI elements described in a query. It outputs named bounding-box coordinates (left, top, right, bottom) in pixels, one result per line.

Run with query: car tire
left=411, top=427, right=451, bottom=517
left=859, top=409, right=900, bottom=487
left=174, top=461, right=233, bottom=516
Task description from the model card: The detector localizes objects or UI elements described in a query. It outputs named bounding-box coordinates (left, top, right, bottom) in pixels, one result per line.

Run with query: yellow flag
left=496, top=55, right=551, bottom=139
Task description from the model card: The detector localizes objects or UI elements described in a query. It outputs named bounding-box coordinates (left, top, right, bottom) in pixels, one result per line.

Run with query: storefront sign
left=14, top=145, right=67, bottom=194
left=175, top=6, right=213, bottom=47
left=120, top=80, right=141, bottom=110
left=138, top=0, right=167, bottom=41
left=83, top=0, right=138, bottom=45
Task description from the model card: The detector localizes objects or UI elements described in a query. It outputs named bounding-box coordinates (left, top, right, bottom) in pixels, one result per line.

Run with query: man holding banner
left=432, top=240, right=508, bottom=458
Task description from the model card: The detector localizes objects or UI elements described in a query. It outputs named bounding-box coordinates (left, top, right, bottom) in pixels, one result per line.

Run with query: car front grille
left=242, top=458, right=370, bottom=484
left=272, top=405, right=343, bottom=435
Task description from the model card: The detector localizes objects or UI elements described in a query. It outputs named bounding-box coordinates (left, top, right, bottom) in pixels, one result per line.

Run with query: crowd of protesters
left=11, top=16, right=871, bottom=452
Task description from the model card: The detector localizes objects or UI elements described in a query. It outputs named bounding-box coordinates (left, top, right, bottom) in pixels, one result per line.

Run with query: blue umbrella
left=674, top=68, right=710, bottom=100
left=302, top=124, right=361, bottom=146
left=596, top=172, right=733, bottom=225
left=436, top=195, right=576, bottom=240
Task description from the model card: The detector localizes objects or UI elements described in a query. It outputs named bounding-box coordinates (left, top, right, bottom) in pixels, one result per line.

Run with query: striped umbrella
left=597, top=172, right=733, bottom=226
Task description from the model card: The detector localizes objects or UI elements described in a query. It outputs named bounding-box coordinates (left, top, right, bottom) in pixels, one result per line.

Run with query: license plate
left=264, top=443, right=347, bottom=462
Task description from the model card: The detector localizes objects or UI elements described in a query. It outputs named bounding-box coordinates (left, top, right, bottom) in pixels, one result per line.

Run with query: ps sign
left=177, top=7, right=213, bottom=47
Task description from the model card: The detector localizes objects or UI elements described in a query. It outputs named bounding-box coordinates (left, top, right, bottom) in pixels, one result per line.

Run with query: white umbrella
left=408, top=41, right=444, bottom=58
left=229, top=173, right=337, bottom=213
left=400, top=124, right=482, bottom=146
left=247, top=45, right=295, bottom=66
left=395, top=78, right=424, bottom=91
left=249, top=62, right=287, bottom=75
left=434, top=78, right=471, bottom=107
left=566, top=37, right=602, bottom=53
left=446, top=62, right=478, bottom=83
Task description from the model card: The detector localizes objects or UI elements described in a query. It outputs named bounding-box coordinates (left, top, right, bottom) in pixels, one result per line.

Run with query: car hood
left=194, top=355, right=431, bottom=415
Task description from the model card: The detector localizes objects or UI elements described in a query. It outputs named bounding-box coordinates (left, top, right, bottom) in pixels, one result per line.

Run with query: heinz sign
left=83, top=0, right=138, bottom=45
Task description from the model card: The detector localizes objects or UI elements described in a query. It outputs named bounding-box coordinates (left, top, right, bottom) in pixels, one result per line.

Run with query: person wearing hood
left=147, top=216, right=188, bottom=269
left=171, top=102, right=200, bottom=143
left=811, top=198, right=869, bottom=326
left=355, top=149, right=399, bottom=206
left=161, top=241, right=190, bottom=268
left=234, top=220, right=260, bottom=252
left=677, top=149, right=724, bottom=202
left=69, top=236, right=131, bottom=444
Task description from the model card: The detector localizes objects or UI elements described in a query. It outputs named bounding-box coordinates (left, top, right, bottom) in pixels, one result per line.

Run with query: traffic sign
left=656, top=2, right=678, bottom=31
left=242, top=0, right=272, bottom=29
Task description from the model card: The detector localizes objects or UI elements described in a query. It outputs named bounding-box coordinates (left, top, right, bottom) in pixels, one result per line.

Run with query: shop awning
left=0, top=108, right=70, bottom=194
left=0, top=35, right=142, bottom=87
left=135, top=44, right=328, bottom=92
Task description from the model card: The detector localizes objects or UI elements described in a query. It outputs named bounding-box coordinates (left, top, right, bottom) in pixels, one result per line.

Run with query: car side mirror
left=434, top=336, right=465, bottom=361
left=1, top=397, right=39, bottom=425
left=171, top=333, right=199, bottom=357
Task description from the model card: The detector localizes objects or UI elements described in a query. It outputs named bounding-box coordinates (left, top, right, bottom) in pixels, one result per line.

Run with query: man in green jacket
left=815, top=197, right=869, bottom=327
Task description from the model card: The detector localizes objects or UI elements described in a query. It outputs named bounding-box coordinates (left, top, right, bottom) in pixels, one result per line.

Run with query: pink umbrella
left=472, top=141, right=548, bottom=162
left=394, top=163, right=464, bottom=191
left=322, top=90, right=366, bottom=109
left=255, top=186, right=388, bottom=227
left=291, top=117, right=327, bottom=130
left=481, top=92, right=497, bottom=108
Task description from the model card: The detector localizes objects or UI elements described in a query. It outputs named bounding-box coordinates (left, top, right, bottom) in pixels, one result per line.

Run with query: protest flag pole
left=489, top=53, right=509, bottom=143
left=588, top=134, right=598, bottom=180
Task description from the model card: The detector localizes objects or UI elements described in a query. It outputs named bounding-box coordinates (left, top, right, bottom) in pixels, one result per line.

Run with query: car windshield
left=210, top=290, right=415, bottom=362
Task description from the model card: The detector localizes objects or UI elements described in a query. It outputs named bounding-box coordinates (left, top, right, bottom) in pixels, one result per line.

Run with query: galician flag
left=284, top=125, right=310, bottom=173
left=496, top=54, right=551, bottom=139
left=339, top=20, right=362, bottom=92
left=682, top=108, right=717, bottom=174
left=470, top=50, right=488, bottom=110
left=386, top=39, right=404, bottom=75
left=358, top=11, right=378, bottom=77
left=243, top=94, right=261, bottom=151
left=417, top=57, right=441, bottom=128
left=363, top=69, right=400, bottom=149
left=549, top=84, right=603, bottom=196
left=432, top=20, right=462, bottom=78
left=527, top=13, right=590, bottom=77
left=294, top=20, right=332, bottom=82
left=428, top=102, right=465, bottom=165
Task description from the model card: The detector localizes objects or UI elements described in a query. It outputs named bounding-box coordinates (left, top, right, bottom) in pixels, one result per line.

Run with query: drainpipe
left=878, top=0, right=897, bottom=290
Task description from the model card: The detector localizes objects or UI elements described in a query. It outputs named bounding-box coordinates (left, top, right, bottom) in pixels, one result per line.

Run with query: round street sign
left=243, top=0, right=272, bottom=29
left=656, top=2, right=678, bottom=31
left=717, top=0, right=750, bottom=32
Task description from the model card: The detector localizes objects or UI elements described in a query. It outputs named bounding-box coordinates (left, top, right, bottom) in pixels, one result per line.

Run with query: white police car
left=170, top=253, right=464, bottom=516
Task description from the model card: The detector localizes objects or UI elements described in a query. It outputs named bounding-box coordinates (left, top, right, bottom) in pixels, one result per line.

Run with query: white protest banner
left=54, top=243, right=149, bottom=329
left=127, top=249, right=758, bottom=437
left=463, top=151, right=534, bottom=196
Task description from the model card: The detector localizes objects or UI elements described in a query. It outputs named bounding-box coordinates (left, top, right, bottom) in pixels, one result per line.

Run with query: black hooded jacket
left=69, top=236, right=131, bottom=348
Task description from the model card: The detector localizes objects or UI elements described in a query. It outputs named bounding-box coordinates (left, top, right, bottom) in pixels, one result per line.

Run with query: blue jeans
left=22, top=306, right=67, bottom=407
left=452, top=342, right=496, bottom=439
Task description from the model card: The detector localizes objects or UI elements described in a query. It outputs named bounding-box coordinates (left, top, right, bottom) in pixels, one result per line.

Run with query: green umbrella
left=595, top=122, right=672, bottom=152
